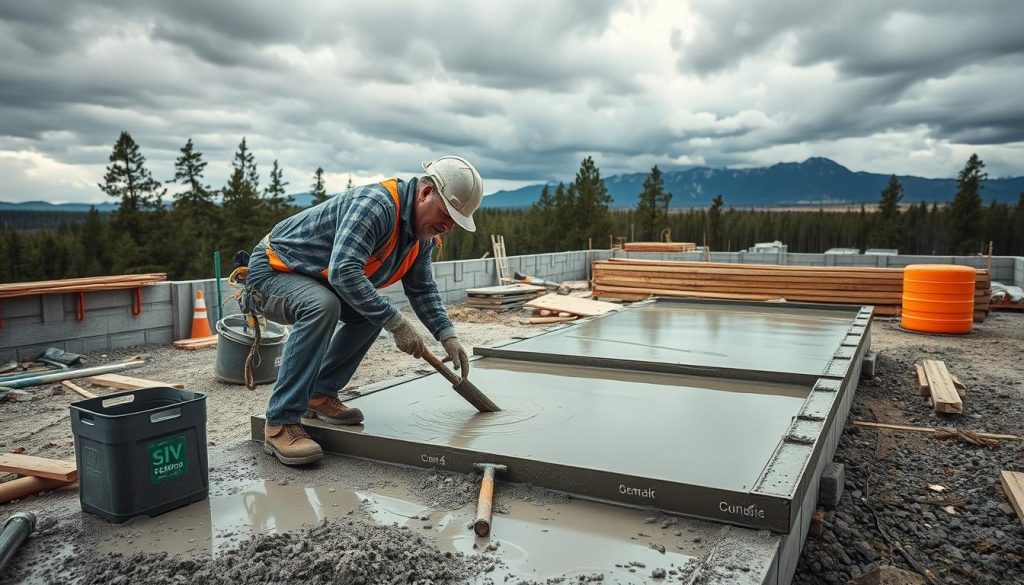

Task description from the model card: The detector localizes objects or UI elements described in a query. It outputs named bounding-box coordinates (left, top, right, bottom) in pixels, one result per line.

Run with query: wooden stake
left=62, top=380, right=96, bottom=399
left=0, top=476, right=74, bottom=504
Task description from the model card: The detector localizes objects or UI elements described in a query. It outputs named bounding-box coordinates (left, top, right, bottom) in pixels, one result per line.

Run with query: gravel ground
left=1, top=304, right=1022, bottom=584
left=793, top=311, right=1024, bottom=585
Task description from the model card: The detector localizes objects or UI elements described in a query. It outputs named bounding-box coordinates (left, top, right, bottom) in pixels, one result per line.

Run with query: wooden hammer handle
left=473, top=467, right=496, bottom=537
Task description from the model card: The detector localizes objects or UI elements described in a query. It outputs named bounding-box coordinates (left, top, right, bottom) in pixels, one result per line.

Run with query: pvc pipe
left=0, top=511, right=36, bottom=575
left=4, top=360, right=146, bottom=389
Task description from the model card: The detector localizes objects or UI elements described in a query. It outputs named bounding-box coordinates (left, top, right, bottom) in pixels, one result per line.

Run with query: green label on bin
left=149, top=435, right=188, bottom=484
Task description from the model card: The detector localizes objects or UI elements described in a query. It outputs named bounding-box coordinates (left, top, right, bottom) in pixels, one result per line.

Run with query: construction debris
left=61, top=380, right=97, bottom=399
left=525, top=294, right=621, bottom=318
left=0, top=453, right=77, bottom=482
left=1000, top=470, right=1024, bottom=528
left=920, top=360, right=963, bottom=414
left=173, top=334, right=219, bottom=350
left=464, top=284, right=547, bottom=311
left=521, top=316, right=578, bottom=325
left=623, top=242, right=696, bottom=252
left=89, top=373, right=184, bottom=391
left=852, top=420, right=1021, bottom=442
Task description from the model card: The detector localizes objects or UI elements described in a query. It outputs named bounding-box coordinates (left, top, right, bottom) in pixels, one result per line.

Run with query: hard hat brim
left=439, top=194, right=476, bottom=232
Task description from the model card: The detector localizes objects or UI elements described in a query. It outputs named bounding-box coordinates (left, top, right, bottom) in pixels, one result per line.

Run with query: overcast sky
left=2, top=0, right=1023, bottom=204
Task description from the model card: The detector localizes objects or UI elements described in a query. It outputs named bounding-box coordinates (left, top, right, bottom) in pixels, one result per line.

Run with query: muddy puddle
left=91, top=477, right=714, bottom=582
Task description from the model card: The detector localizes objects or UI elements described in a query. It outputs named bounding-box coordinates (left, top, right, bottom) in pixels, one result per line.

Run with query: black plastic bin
left=70, top=387, right=208, bottom=523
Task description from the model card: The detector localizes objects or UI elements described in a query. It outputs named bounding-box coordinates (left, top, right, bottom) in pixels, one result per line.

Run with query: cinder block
left=109, top=330, right=147, bottom=349
left=83, top=336, right=111, bottom=354
left=861, top=351, right=878, bottom=378
left=819, top=462, right=844, bottom=510
left=145, top=327, right=173, bottom=346
left=453, top=262, right=464, bottom=283
left=1, top=296, right=41, bottom=319
left=432, top=262, right=455, bottom=278
left=41, top=295, right=63, bottom=324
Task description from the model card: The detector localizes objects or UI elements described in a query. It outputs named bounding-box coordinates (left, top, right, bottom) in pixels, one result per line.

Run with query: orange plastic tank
left=901, top=264, right=976, bottom=334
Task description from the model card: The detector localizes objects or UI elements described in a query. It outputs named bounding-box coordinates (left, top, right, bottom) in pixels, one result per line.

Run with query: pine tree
left=99, top=131, right=165, bottom=249
left=868, top=175, right=904, bottom=249
left=635, top=165, right=672, bottom=241
left=171, top=139, right=215, bottom=212
left=572, top=156, right=613, bottom=248
left=311, top=167, right=329, bottom=205
left=949, top=154, right=987, bottom=255
left=220, top=138, right=269, bottom=259
left=708, top=195, right=724, bottom=250
left=528, top=184, right=557, bottom=251
left=265, top=160, right=292, bottom=221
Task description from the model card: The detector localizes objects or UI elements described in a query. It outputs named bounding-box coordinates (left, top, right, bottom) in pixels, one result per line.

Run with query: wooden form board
left=173, top=334, right=218, bottom=349
left=0, top=453, right=77, bottom=482
left=916, top=361, right=966, bottom=398
left=90, top=373, right=184, bottom=390
left=525, top=294, right=621, bottom=317
left=466, top=284, right=546, bottom=296
left=922, top=360, right=963, bottom=414
left=0, top=273, right=166, bottom=299
left=623, top=242, right=696, bottom=252
left=1001, top=470, right=1024, bottom=528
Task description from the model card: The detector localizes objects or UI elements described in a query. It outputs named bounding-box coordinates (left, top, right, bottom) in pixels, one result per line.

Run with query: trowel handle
left=422, top=349, right=461, bottom=385
left=473, top=466, right=496, bottom=537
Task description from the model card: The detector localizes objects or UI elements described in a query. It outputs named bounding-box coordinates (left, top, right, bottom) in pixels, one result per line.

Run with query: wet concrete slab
left=91, top=475, right=718, bottom=583
left=481, top=300, right=858, bottom=378
left=349, top=359, right=808, bottom=493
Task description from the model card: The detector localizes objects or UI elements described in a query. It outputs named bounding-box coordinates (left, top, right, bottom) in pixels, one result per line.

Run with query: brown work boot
left=304, top=395, right=364, bottom=425
left=264, top=423, right=323, bottom=465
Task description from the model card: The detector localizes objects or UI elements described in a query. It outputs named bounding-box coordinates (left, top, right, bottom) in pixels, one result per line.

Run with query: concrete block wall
left=3, top=250, right=1021, bottom=361
left=0, top=284, right=175, bottom=362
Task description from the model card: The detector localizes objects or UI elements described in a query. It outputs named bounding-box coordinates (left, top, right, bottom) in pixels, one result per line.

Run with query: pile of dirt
left=61, top=516, right=498, bottom=585
left=445, top=304, right=528, bottom=326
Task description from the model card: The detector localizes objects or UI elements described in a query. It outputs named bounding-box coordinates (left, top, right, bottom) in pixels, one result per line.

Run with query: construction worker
left=243, top=155, right=483, bottom=466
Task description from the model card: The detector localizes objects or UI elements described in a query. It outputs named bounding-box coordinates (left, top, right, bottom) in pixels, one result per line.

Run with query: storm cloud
left=1, top=0, right=1022, bottom=204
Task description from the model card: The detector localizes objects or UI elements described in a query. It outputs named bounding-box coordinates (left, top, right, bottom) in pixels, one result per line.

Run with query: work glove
left=441, top=336, right=470, bottom=379
left=384, top=313, right=427, bottom=359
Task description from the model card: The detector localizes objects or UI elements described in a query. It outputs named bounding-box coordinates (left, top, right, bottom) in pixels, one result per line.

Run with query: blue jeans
left=245, top=246, right=382, bottom=426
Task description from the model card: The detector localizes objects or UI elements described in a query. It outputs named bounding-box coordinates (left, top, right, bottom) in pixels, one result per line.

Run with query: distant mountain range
left=483, top=157, right=1024, bottom=208
left=3, top=158, right=1022, bottom=212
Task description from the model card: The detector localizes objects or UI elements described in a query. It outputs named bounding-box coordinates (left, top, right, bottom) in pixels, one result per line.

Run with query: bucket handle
left=151, top=408, right=181, bottom=424
left=101, top=394, right=135, bottom=409
left=79, top=413, right=95, bottom=426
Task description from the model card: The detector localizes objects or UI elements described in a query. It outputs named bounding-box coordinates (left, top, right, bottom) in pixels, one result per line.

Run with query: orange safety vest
left=263, top=179, right=420, bottom=289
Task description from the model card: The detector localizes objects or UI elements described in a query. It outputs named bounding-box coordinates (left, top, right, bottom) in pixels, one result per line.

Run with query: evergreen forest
left=1, top=134, right=1022, bottom=284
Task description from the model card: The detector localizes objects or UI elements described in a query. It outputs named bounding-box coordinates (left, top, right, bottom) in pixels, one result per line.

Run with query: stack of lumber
left=0, top=274, right=166, bottom=299
left=521, top=293, right=621, bottom=324
left=464, top=284, right=547, bottom=311
left=173, top=334, right=219, bottom=350
left=974, top=272, right=992, bottom=322
left=915, top=359, right=964, bottom=414
left=593, top=259, right=992, bottom=320
left=0, top=453, right=77, bottom=504
left=623, top=242, right=697, bottom=252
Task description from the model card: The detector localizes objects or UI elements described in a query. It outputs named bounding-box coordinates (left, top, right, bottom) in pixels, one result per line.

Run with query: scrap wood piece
left=1001, top=470, right=1024, bottom=528
left=0, top=476, right=74, bottom=504
left=466, top=284, right=546, bottom=296
left=853, top=420, right=1021, bottom=441
left=0, top=453, right=77, bottom=482
left=521, top=316, right=578, bottom=325
left=934, top=428, right=999, bottom=448
left=173, top=334, right=219, bottom=350
left=916, top=361, right=966, bottom=398
left=922, top=359, right=963, bottom=414
left=525, top=294, right=621, bottom=317
left=90, top=373, right=184, bottom=391
left=61, top=380, right=96, bottom=399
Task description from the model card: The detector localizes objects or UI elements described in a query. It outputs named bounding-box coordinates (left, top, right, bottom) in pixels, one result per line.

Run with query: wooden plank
left=922, top=360, right=963, bottom=414
left=922, top=360, right=966, bottom=399
left=1001, top=470, right=1024, bottom=528
left=852, top=421, right=1021, bottom=441
left=521, top=316, right=578, bottom=324
left=465, top=284, right=546, bottom=296
left=90, top=373, right=184, bottom=390
left=916, top=363, right=930, bottom=396
left=0, top=476, right=74, bottom=504
left=173, top=334, right=218, bottom=348
left=62, top=380, right=97, bottom=399
left=525, top=294, right=622, bottom=317
left=0, top=453, right=77, bottom=482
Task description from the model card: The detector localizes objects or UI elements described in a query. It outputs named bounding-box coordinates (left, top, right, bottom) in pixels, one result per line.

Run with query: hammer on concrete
left=472, top=463, right=507, bottom=537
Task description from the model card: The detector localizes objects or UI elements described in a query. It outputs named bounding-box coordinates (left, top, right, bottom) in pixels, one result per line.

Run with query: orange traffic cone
left=190, top=290, right=213, bottom=339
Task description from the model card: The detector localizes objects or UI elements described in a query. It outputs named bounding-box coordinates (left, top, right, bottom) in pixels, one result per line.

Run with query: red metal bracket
left=76, top=292, right=86, bottom=321
left=131, top=287, right=142, bottom=316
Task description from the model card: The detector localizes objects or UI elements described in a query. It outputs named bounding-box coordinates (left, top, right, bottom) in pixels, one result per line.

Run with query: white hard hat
left=421, top=155, right=483, bottom=232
